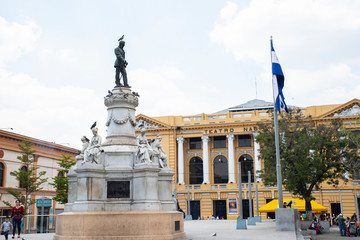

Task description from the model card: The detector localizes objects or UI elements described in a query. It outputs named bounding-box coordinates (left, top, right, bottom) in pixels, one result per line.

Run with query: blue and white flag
left=271, top=39, right=289, bottom=113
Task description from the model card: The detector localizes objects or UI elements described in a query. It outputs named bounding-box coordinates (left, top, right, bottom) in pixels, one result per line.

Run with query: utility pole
left=247, top=171, right=256, bottom=225
left=236, top=162, right=247, bottom=229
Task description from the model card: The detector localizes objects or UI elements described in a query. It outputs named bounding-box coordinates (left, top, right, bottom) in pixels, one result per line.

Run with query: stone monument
left=54, top=37, right=185, bottom=240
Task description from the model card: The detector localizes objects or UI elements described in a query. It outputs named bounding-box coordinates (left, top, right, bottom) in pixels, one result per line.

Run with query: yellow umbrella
left=259, top=198, right=328, bottom=213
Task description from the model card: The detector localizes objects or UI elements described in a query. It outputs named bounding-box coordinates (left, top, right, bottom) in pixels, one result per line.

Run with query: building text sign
left=36, top=199, right=52, bottom=208
left=204, top=127, right=257, bottom=135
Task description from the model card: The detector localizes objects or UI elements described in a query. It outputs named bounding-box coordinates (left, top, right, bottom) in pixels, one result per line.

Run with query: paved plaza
left=16, top=220, right=345, bottom=240
left=18, top=219, right=295, bottom=240
left=182, top=219, right=296, bottom=240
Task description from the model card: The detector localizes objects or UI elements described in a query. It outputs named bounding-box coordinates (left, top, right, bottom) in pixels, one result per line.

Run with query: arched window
left=214, top=155, right=228, bottom=184
left=238, top=154, right=254, bottom=183
left=57, top=171, right=65, bottom=188
left=0, top=163, right=4, bottom=187
left=19, top=166, right=28, bottom=188
left=189, top=157, right=203, bottom=184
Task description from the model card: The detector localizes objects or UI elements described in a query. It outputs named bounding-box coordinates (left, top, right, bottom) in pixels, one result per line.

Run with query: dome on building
left=214, top=99, right=298, bottom=114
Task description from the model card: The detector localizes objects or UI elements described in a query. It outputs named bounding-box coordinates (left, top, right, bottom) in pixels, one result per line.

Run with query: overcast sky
left=1, top=0, right=360, bottom=149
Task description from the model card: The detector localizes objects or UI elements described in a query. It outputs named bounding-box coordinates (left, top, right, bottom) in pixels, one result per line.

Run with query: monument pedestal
left=54, top=211, right=185, bottom=240
left=55, top=87, right=184, bottom=240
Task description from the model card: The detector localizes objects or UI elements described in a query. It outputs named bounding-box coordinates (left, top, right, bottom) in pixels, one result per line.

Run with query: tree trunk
left=305, top=199, right=312, bottom=221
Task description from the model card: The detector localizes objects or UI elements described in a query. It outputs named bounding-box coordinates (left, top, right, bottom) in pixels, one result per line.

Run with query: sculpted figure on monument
left=151, top=135, right=168, bottom=168
left=114, top=35, right=130, bottom=88
left=84, top=122, right=102, bottom=164
left=80, top=136, right=90, bottom=154
left=135, top=127, right=153, bottom=164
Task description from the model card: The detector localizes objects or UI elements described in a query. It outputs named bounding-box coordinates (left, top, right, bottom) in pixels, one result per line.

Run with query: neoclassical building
left=136, top=99, right=360, bottom=220
left=0, top=130, right=78, bottom=231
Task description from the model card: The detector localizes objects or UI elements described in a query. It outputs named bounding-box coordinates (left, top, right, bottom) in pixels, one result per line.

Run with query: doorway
left=331, top=203, right=341, bottom=217
left=213, top=200, right=227, bottom=219
left=241, top=200, right=254, bottom=219
left=190, top=201, right=201, bottom=220
left=37, top=207, right=50, bottom=233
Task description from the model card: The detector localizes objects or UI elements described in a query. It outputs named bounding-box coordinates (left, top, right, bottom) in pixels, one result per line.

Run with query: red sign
left=0, top=150, right=3, bottom=158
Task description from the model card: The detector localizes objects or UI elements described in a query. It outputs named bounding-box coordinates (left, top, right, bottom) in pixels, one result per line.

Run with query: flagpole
left=270, top=36, right=283, bottom=208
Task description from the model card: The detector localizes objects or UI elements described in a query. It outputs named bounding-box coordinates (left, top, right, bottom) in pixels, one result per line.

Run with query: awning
left=259, top=198, right=328, bottom=213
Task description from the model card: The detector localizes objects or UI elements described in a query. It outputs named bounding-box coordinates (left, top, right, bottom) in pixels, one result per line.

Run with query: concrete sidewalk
left=10, top=233, right=54, bottom=240
left=17, top=219, right=296, bottom=240
left=182, top=219, right=296, bottom=240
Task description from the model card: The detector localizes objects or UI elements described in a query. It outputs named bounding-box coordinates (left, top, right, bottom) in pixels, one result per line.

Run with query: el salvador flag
left=271, top=39, right=289, bottom=113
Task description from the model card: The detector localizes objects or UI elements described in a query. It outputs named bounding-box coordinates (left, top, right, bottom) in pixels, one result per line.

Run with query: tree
left=50, top=154, right=76, bottom=204
left=344, top=129, right=360, bottom=179
left=3, top=140, right=48, bottom=214
left=256, top=111, right=353, bottom=218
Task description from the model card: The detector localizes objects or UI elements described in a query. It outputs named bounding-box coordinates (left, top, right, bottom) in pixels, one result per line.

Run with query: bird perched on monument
left=118, top=35, right=124, bottom=41
left=106, top=90, right=113, bottom=97
left=132, top=91, right=140, bottom=97
left=90, top=122, right=97, bottom=130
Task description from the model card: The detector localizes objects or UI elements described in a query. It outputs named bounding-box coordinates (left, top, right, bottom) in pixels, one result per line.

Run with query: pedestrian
left=336, top=214, right=346, bottom=237
left=1, top=217, right=13, bottom=240
left=11, top=200, right=24, bottom=239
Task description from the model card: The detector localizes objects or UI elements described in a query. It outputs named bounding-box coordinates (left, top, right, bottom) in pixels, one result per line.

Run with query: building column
left=177, top=137, right=185, bottom=184
left=227, top=134, right=235, bottom=183
left=253, top=132, right=261, bottom=181
left=201, top=135, right=210, bottom=184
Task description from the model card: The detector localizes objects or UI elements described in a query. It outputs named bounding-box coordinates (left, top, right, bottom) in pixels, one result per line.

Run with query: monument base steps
left=54, top=211, right=185, bottom=240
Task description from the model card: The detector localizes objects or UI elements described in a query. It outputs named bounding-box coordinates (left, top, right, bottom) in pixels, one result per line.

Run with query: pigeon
left=90, top=121, right=96, bottom=130
left=212, top=233, right=217, bottom=236
left=106, top=90, right=113, bottom=97
left=118, top=35, right=124, bottom=41
left=132, top=91, right=140, bottom=97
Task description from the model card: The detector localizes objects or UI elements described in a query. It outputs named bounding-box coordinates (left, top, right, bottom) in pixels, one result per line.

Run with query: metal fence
left=0, top=214, right=57, bottom=234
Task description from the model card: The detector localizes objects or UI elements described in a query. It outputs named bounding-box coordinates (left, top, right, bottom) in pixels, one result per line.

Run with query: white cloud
left=286, top=63, right=360, bottom=105
left=0, top=17, right=106, bottom=149
left=0, top=16, right=41, bottom=67
left=210, top=0, right=360, bottom=64
left=130, top=66, right=214, bottom=116
left=210, top=0, right=360, bottom=107
left=0, top=68, right=106, bottom=149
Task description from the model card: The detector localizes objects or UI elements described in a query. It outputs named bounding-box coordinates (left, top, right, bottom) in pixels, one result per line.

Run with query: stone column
left=177, top=137, right=185, bottom=185
left=201, top=135, right=210, bottom=184
left=253, top=133, right=261, bottom=181
left=227, top=134, right=235, bottom=183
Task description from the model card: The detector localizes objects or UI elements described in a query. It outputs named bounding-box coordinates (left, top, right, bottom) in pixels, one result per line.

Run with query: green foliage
left=50, top=154, right=76, bottom=204
left=344, top=130, right=360, bottom=178
left=256, top=111, right=354, bottom=213
left=3, top=139, right=48, bottom=214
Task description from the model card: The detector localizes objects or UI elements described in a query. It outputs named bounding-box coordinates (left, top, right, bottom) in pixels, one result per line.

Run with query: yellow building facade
left=136, top=99, right=360, bottom=220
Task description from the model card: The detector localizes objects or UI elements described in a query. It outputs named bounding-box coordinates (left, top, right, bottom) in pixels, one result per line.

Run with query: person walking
left=11, top=200, right=24, bottom=239
left=1, top=217, right=13, bottom=240
left=337, top=214, right=346, bottom=237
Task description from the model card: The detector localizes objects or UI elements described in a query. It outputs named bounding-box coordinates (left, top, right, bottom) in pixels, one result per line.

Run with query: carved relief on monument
left=104, top=89, right=139, bottom=107
left=135, top=119, right=161, bottom=130
left=333, top=104, right=360, bottom=117
left=106, top=109, right=136, bottom=127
